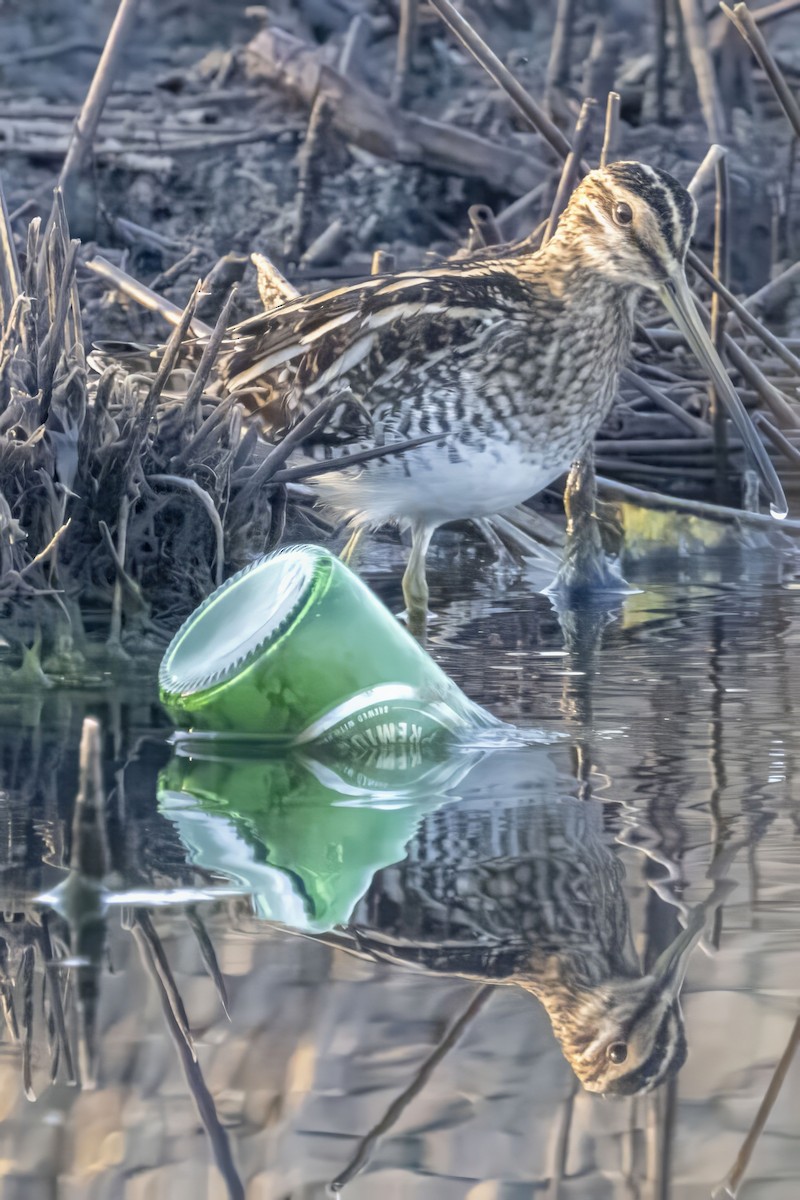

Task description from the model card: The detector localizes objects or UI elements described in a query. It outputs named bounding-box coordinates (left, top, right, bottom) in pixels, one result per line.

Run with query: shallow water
left=0, top=543, right=799, bottom=1199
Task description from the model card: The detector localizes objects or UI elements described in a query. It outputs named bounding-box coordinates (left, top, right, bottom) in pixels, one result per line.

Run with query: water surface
left=0, top=544, right=798, bottom=1199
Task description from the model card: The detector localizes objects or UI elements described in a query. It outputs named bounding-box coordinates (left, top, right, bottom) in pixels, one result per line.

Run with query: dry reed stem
left=755, top=411, right=800, bottom=468
left=467, top=204, right=502, bottom=248
left=84, top=257, right=213, bottom=337
left=678, top=0, right=727, bottom=143
left=693, top=252, right=800, bottom=374
left=687, top=144, right=728, bottom=201
left=58, top=0, right=142, bottom=193
left=234, top=395, right=335, bottom=504
left=709, top=154, right=731, bottom=497
left=600, top=91, right=620, bottom=168
left=427, top=0, right=573, bottom=162
left=0, top=175, right=21, bottom=324
left=597, top=474, right=800, bottom=529
left=752, top=0, right=800, bottom=22
left=544, top=98, right=596, bottom=243
left=721, top=2, right=800, bottom=139
left=546, top=0, right=577, bottom=98
left=391, top=0, right=419, bottom=107
left=181, top=285, right=238, bottom=422
left=269, top=431, right=443, bottom=483
left=370, top=248, right=396, bottom=273
left=338, top=13, right=370, bottom=79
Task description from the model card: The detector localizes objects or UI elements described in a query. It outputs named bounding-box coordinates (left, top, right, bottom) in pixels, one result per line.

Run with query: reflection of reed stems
left=17, top=944, right=35, bottom=1100
left=713, top=1015, right=800, bottom=1198
left=652, top=1075, right=678, bottom=1200
left=0, top=935, right=19, bottom=1042
left=329, top=984, right=493, bottom=1192
left=38, top=918, right=77, bottom=1085
left=186, top=906, right=229, bottom=1018
left=546, top=1076, right=578, bottom=1199
left=131, top=916, right=245, bottom=1200
left=133, top=910, right=195, bottom=1060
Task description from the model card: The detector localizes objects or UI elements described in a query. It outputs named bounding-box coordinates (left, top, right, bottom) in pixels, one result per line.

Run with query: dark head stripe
left=607, top=1005, right=688, bottom=1096
left=604, top=161, right=695, bottom=258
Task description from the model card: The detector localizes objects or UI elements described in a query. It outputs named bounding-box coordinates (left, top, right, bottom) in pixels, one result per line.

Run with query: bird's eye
left=607, top=1042, right=628, bottom=1064
left=613, top=202, right=633, bottom=226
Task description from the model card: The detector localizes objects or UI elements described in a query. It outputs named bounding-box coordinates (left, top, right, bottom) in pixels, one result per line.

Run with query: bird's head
left=527, top=907, right=707, bottom=1096
left=556, top=160, right=697, bottom=291
left=553, top=159, right=787, bottom=520
left=547, top=978, right=687, bottom=1096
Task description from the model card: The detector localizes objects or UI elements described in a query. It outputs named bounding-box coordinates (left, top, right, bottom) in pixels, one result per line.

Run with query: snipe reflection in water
left=163, top=742, right=729, bottom=1098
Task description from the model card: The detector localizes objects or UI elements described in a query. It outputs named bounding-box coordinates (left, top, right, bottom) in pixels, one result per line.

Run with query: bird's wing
left=219, top=264, right=538, bottom=440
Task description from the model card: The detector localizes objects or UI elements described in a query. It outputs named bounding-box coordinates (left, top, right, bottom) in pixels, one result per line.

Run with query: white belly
left=313, top=441, right=564, bottom=532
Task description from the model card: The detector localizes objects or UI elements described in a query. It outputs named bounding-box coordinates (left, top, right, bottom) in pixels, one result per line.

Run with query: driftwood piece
left=245, top=27, right=543, bottom=195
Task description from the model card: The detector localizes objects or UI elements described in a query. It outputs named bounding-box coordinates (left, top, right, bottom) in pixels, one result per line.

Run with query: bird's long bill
left=649, top=913, right=706, bottom=1003
left=658, top=272, right=788, bottom=519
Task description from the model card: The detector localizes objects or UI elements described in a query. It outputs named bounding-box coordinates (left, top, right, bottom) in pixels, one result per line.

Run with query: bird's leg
left=340, top=526, right=366, bottom=568
left=549, top=453, right=629, bottom=600
left=402, top=522, right=434, bottom=624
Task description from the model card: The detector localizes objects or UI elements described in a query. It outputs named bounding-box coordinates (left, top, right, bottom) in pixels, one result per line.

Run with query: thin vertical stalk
left=391, top=0, right=419, bottom=107
left=131, top=918, right=245, bottom=1200
left=0, top=174, right=21, bottom=326
left=600, top=91, right=620, bottom=168
left=709, top=155, right=731, bottom=502
left=677, top=0, right=726, bottom=142
left=713, top=1016, right=800, bottom=1198
left=544, top=98, right=596, bottom=243
left=329, top=985, right=493, bottom=1192
left=547, top=0, right=577, bottom=101
left=427, top=0, right=574, bottom=162
left=653, top=0, right=669, bottom=123
left=371, top=249, right=395, bottom=274
left=722, top=2, right=800, bottom=139
left=687, top=144, right=727, bottom=202
left=58, top=0, right=142, bottom=192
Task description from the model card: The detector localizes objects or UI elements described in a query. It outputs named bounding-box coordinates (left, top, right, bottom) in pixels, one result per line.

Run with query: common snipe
left=223, top=161, right=786, bottom=610
left=342, top=788, right=718, bottom=1096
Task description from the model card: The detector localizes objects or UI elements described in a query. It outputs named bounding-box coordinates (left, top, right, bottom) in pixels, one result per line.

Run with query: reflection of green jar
left=159, top=747, right=484, bottom=931
left=159, top=545, right=498, bottom=745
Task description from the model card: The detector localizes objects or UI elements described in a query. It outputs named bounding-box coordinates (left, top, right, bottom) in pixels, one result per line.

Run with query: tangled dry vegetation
left=0, top=188, right=298, bottom=668
left=3, top=0, right=800, bottom=669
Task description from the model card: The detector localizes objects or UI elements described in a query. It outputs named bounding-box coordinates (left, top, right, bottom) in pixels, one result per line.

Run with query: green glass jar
left=159, top=545, right=498, bottom=747
left=159, top=746, right=484, bottom=930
